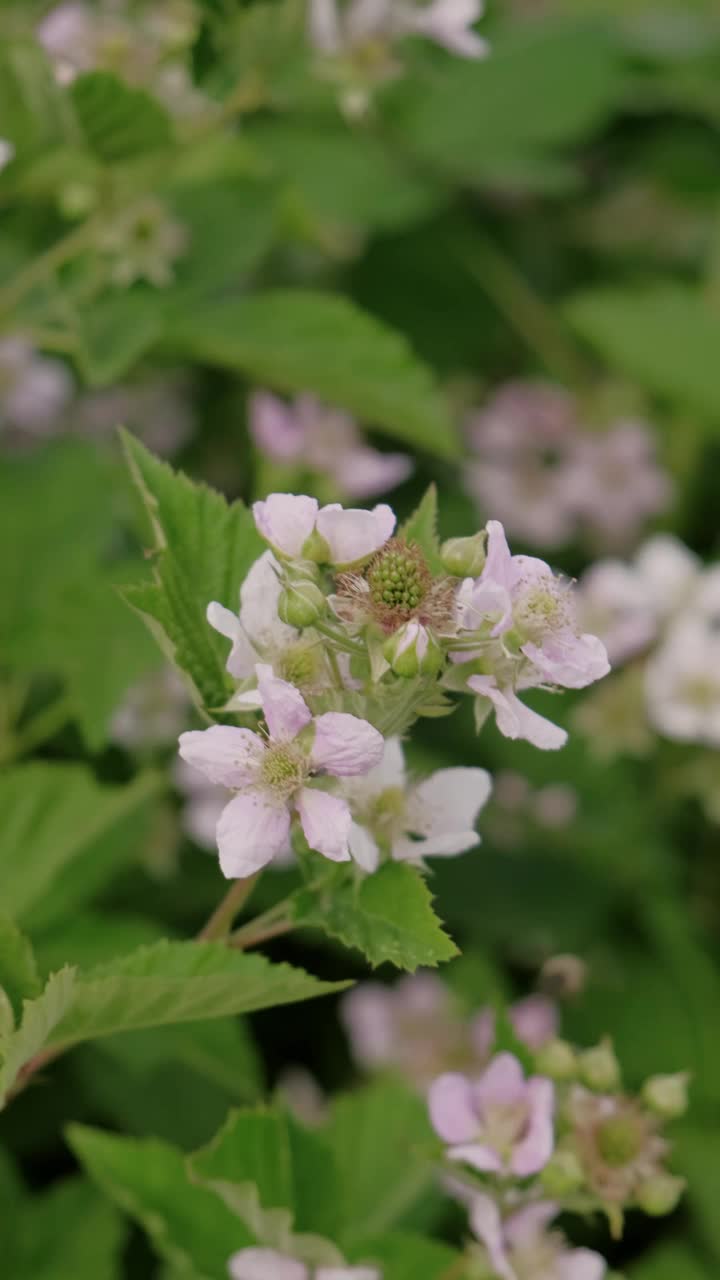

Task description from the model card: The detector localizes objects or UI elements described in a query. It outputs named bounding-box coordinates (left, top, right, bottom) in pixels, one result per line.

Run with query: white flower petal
left=256, top=663, right=312, bottom=741
left=228, top=1249, right=308, bottom=1280
left=253, top=493, right=319, bottom=558
left=206, top=601, right=256, bottom=678
left=216, top=792, right=291, bottom=878
left=311, top=712, right=384, bottom=776
left=296, top=787, right=352, bottom=861
left=558, top=1250, right=607, bottom=1280
left=178, top=726, right=264, bottom=788
left=468, top=1194, right=516, bottom=1280
left=317, top=1269, right=381, bottom=1280
left=405, top=767, right=491, bottom=841
left=239, top=550, right=297, bottom=653
left=348, top=820, right=380, bottom=872
left=316, top=502, right=395, bottom=565
left=467, top=676, right=568, bottom=750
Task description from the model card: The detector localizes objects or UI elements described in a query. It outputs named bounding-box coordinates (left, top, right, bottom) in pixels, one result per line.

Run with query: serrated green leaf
left=68, top=1126, right=249, bottom=1280
left=46, top=940, right=350, bottom=1052
left=12, top=1177, right=125, bottom=1280
left=296, top=862, right=458, bottom=971
left=326, top=1081, right=438, bottom=1247
left=0, top=917, right=40, bottom=1024
left=71, top=71, right=172, bottom=162
left=566, top=283, right=720, bottom=421
left=171, top=292, right=458, bottom=459
left=399, top=485, right=443, bottom=572
left=120, top=431, right=265, bottom=710
left=0, top=967, right=76, bottom=1105
left=0, top=764, right=161, bottom=928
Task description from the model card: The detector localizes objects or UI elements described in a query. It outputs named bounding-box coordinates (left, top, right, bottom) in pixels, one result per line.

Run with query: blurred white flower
left=0, top=337, right=73, bottom=438
left=309, top=0, right=487, bottom=57
left=0, top=140, right=15, bottom=172
left=97, top=198, right=188, bottom=289
left=646, top=619, right=720, bottom=747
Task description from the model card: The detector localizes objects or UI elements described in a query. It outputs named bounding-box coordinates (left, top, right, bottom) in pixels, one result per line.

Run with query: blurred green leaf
left=74, top=291, right=165, bottom=385
left=0, top=918, right=40, bottom=1025
left=350, top=1232, right=462, bottom=1280
left=296, top=862, right=458, bottom=971
left=673, top=1125, right=720, bottom=1264
left=70, top=71, right=173, bottom=162
left=628, top=1242, right=713, bottom=1279
left=68, top=1126, right=249, bottom=1278
left=172, top=292, right=459, bottom=458
left=0, top=764, right=161, bottom=927
left=120, top=431, right=264, bottom=710
left=0, top=966, right=76, bottom=1105
left=0, top=39, right=77, bottom=158
left=11, top=1177, right=125, bottom=1280
left=566, top=283, right=720, bottom=421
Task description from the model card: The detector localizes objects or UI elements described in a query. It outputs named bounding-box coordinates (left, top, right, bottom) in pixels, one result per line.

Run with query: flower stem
left=0, top=216, right=102, bottom=320
left=3, top=693, right=74, bottom=763
left=197, top=873, right=260, bottom=941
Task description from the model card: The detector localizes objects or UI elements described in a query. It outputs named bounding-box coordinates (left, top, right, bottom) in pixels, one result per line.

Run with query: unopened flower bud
left=642, top=1072, right=690, bottom=1119
left=579, top=1039, right=621, bottom=1091
left=383, top=621, right=443, bottom=678
left=535, top=1038, right=578, bottom=1081
left=541, top=953, right=587, bottom=1000
left=540, top=1148, right=585, bottom=1196
left=278, top=581, right=326, bottom=627
left=441, top=533, right=487, bottom=577
left=300, top=527, right=331, bottom=563
left=635, top=1173, right=685, bottom=1217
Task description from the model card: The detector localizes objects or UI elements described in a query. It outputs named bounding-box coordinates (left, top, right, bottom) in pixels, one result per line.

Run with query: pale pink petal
left=558, top=1250, right=607, bottom=1280
left=448, top=1142, right=504, bottom=1173
left=405, top=767, right=491, bottom=844
left=178, top=726, right=264, bottom=788
left=483, top=520, right=515, bottom=591
left=504, top=1202, right=558, bottom=1247
left=308, top=0, right=342, bottom=51
left=256, top=664, right=312, bottom=741
left=522, top=633, right=610, bottom=690
left=249, top=391, right=305, bottom=461
left=316, top=502, right=395, bottom=565
left=474, top=1052, right=527, bottom=1108
left=349, top=820, right=380, bottom=872
left=392, top=831, right=478, bottom=861
left=311, top=712, right=384, bottom=776
left=296, top=787, right=352, bottom=861
left=510, top=1076, right=555, bottom=1176
left=333, top=447, right=413, bottom=500
left=239, top=551, right=297, bottom=652
left=228, top=1249, right=307, bottom=1280
left=509, top=995, right=558, bottom=1050
left=468, top=676, right=568, bottom=750
left=340, top=985, right=395, bottom=1067
left=456, top=577, right=513, bottom=636
left=252, top=493, right=319, bottom=558
left=468, top=1195, right=516, bottom=1280
left=317, top=1269, right=381, bottom=1280
left=216, top=792, right=291, bottom=878
left=206, top=602, right=256, bottom=678
left=428, top=1072, right=478, bottom=1143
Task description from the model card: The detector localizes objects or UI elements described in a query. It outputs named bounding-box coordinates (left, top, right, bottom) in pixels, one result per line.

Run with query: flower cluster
left=576, top=535, right=720, bottom=783
left=177, top=493, right=609, bottom=876
left=429, top=1036, right=687, bottom=1277
left=464, top=381, right=671, bottom=551
left=229, top=1253, right=379, bottom=1280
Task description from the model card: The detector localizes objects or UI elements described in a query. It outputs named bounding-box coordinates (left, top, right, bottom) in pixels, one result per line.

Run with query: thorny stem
left=197, top=873, right=260, bottom=940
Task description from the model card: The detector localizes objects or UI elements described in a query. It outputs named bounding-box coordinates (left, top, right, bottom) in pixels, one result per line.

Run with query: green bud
left=300, top=527, right=331, bottom=563
left=278, top=581, right=326, bottom=627
left=59, top=182, right=97, bottom=219
left=635, top=1173, right=685, bottom=1217
left=642, top=1072, right=690, bottom=1119
left=540, top=1148, right=585, bottom=1196
left=440, top=533, right=487, bottom=577
left=579, top=1039, right=621, bottom=1091
left=383, top=624, right=444, bottom=678
left=534, top=1038, right=578, bottom=1081
left=285, top=558, right=322, bottom=585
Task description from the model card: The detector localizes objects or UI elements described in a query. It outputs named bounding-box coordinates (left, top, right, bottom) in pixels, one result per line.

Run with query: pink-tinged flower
left=468, top=1196, right=606, bottom=1280
left=467, top=674, right=568, bottom=750
left=250, top=392, right=413, bottom=500
left=228, top=1251, right=379, bottom=1280
left=0, top=337, right=73, bottom=437
left=576, top=560, right=657, bottom=666
left=178, top=664, right=383, bottom=876
left=341, top=737, right=491, bottom=872
left=645, top=619, right=720, bottom=747
left=207, top=551, right=300, bottom=681
left=253, top=493, right=395, bottom=567
left=564, top=421, right=672, bottom=547
left=429, top=1053, right=555, bottom=1176
left=111, top=667, right=189, bottom=749
left=472, top=996, right=559, bottom=1060
left=341, top=972, right=474, bottom=1088
left=308, top=0, right=487, bottom=59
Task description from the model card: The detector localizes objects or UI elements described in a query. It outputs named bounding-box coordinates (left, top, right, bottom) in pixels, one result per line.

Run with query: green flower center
left=366, top=540, right=431, bottom=622
left=597, top=1114, right=644, bottom=1167
left=277, top=644, right=321, bottom=691
left=514, top=576, right=573, bottom=642
left=260, top=742, right=307, bottom=800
